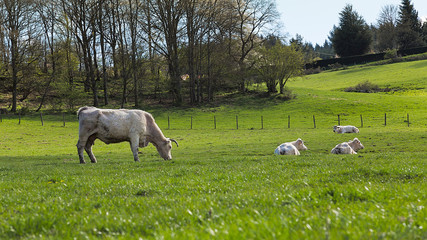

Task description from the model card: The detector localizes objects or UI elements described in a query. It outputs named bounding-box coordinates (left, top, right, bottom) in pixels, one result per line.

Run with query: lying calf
left=333, top=125, right=359, bottom=133
left=331, top=138, right=364, bottom=154
left=274, top=138, right=308, bottom=155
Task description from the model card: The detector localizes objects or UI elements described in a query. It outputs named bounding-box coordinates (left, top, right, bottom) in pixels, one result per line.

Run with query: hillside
left=144, top=59, right=427, bottom=130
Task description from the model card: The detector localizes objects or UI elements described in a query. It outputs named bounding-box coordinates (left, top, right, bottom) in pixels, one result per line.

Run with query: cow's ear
left=296, top=139, right=303, bottom=144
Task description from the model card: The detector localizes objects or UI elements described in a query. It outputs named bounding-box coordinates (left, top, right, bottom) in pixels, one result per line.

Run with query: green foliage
left=255, top=43, right=304, bottom=94
left=396, top=0, right=425, bottom=49
left=384, top=49, right=399, bottom=59
left=330, top=4, right=372, bottom=57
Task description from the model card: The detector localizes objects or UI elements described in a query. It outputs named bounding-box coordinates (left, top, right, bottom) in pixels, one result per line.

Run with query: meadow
left=0, top=60, right=426, bottom=239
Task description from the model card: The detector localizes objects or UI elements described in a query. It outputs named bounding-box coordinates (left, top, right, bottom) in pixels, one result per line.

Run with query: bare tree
left=0, top=0, right=36, bottom=112
left=62, top=0, right=99, bottom=107
left=145, top=0, right=185, bottom=105
left=376, top=5, right=398, bottom=51
left=232, top=0, right=278, bottom=92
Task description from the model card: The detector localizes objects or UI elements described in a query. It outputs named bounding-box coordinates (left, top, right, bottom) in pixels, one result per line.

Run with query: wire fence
left=1, top=112, right=419, bottom=130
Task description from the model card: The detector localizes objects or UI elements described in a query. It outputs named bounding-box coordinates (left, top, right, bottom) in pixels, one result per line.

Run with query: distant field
left=0, top=60, right=426, bottom=239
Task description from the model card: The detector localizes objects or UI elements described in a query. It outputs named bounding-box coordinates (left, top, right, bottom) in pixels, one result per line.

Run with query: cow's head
left=155, top=138, right=178, bottom=160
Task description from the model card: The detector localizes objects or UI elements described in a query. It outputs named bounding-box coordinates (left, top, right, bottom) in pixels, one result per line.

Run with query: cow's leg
left=85, top=135, right=97, bottom=163
left=129, top=135, right=140, bottom=162
left=77, top=140, right=86, bottom=164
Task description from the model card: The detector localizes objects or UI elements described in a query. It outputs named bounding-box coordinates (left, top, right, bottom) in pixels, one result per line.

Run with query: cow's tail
left=77, top=106, right=90, bottom=119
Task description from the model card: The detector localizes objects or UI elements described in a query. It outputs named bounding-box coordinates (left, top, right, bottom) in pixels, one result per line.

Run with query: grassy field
left=0, top=60, right=426, bottom=239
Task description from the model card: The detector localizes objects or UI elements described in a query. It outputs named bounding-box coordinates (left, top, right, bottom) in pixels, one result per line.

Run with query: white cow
left=331, top=138, right=364, bottom=154
left=274, top=138, right=308, bottom=155
left=333, top=125, right=359, bottom=133
left=76, top=107, right=178, bottom=164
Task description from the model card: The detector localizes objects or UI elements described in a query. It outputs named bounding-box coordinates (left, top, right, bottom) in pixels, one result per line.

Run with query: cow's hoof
left=80, top=161, right=86, bottom=164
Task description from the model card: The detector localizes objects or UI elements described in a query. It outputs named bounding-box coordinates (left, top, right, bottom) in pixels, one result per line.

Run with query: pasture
left=0, top=60, right=426, bottom=239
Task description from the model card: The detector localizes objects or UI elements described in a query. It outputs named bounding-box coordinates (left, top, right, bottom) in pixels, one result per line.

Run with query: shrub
left=384, top=49, right=398, bottom=60
left=345, top=81, right=381, bottom=93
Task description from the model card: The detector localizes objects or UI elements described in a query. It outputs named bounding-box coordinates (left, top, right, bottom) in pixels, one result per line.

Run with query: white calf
left=333, top=125, right=359, bottom=133
left=331, top=138, right=364, bottom=154
left=274, top=138, right=308, bottom=155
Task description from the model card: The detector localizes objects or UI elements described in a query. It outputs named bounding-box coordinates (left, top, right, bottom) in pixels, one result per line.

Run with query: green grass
left=0, top=60, right=426, bottom=239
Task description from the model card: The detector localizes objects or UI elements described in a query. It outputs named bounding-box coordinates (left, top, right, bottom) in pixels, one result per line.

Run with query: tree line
left=1, top=0, right=426, bottom=113
left=1, top=0, right=305, bottom=112
left=329, top=0, right=427, bottom=57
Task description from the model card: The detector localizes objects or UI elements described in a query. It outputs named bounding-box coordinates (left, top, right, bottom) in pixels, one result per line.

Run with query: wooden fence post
left=236, top=115, right=239, bottom=129
left=40, top=113, right=44, bottom=126
left=214, top=115, right=216, bottom=129
left=190, top=116, right=193, bottom=129
left=261, top=116, right=263, bottom=129
left=0, top=112, right=2, bottom=122
left=168, top=116, right=170, bottom=129
left=313, top=115, right=316, bottom=129
left=407, top=114, right=410, bottom=127
left=19, top=113, right=21, bottom=125
left=384, top=113, right=387, bottom=126
left=63, top=113, right=65, bottom=127
left=337, top=114, right=340, bottom=126
left=288, top=115, right=290, bottom=128
left=360, top=114, right=363, bottom=128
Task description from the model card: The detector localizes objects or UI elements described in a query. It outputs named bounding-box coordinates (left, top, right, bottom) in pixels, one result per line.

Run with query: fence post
left=360, top=114, right=363, bottom=128
left=337, top=114, right=340, bottom=126
left=190, top=116, right=193, bottom=129
left=168, top=116, right=170, bottom=129
left=63, top=113, right=65, bottom=127
left=384, top=113, right=387, bottom=126
left=313, top=115, right=316, bottom=129
left=214, top=115, right=216, bottom=129
left=0, top=112, right=2, bottom=122
left=19, top=113, right=21, bottom=125
left=288, top=115, right=290, bottom=128
left=236, top=115, right=238, bottom=129
left=407, top=113, right=410, bottom=127
left=40, top=113, right=44, bottom=126
left=261, top=116, right=263, bottom=129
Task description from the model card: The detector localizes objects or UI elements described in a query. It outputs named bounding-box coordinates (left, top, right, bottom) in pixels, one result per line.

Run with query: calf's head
left=349, top=138, right=364, bottom=151
left=294, top=138, right=308, bottom=151
left=154, top=138, right=178, bottom=160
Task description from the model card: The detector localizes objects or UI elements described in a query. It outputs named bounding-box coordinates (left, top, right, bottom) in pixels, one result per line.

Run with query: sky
left=276, top=0, right=427, bottom=45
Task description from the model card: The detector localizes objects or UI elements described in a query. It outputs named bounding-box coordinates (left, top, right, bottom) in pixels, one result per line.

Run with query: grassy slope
left=0, top=60, right=426, bottom=239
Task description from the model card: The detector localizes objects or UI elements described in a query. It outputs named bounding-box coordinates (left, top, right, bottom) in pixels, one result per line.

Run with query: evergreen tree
left=329, top=4, right=372, bottom=57
left=396, top=0, right=424, bottom=49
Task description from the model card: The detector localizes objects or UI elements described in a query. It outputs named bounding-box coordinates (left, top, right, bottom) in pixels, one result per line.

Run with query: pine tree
left=329, top=4, right=372, bottom=57
left=396, top=0, right=424, bottom=49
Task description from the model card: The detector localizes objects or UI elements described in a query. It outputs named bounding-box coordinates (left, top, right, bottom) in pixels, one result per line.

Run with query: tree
left=376, top=5, right=398, bottom=51
left=0, top=0, right=36, bottom=112
left=232, top=0, right=279, bottom=92
left=255, top=38, right=304, bottom=94
left=289, top=34, right=318, bottom=63
left=145, top=0, right=185, bottom=105
left=329, top=4, right=372, bottom=57
left=396, top=0, right=424, bottom=49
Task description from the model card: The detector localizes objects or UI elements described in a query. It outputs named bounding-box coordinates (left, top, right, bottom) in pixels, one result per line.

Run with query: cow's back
left=78, top=107, right=147, bottom=143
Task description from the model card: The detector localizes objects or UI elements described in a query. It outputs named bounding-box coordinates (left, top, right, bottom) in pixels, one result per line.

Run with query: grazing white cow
left=76, top=106, right=178, bottom=164
left=331, top=138, right=364, bottom=154
left=333, top=125, right=359, bottom=133
left=274, top=138, right=308, bottom=155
